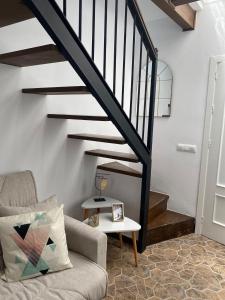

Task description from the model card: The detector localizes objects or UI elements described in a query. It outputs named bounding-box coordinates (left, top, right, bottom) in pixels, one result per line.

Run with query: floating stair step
left=0, top=44, right=65, bottom=67
left=0, top=0, right=34, bottom=28
left=68, top=134, right=126, bottom=144
left=85, top=149, right=139, bottom=162
left=97, top=162, right=141, bottom=178
left=147, top=210, right=195, bottom=245
left=22, top=86, right=90, bottom=95
left=148, top=191, right=169, bottom=222
left=47, top=114, right=109, bottom=121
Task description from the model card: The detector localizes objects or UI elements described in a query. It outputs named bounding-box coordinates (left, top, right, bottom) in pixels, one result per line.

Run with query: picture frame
left=112, top=203, right=124, bottom=222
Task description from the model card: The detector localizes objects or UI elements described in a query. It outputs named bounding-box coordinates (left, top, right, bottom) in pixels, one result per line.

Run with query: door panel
left=202, top=61, right=225, bottom=244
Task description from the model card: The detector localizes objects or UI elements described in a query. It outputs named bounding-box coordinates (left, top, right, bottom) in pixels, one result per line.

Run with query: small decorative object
left=94, top=173, right=110, bottom=202
left=88, top=214, right=99, bottom=227
left=112, top=203, right=124, bottom=222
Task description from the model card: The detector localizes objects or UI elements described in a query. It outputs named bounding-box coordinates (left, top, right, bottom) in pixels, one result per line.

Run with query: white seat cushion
left=0, top=251, right=107, bottom=300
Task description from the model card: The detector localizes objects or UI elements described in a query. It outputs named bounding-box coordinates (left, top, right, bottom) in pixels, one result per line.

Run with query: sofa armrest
left=64, top=215, right=107, bottom=269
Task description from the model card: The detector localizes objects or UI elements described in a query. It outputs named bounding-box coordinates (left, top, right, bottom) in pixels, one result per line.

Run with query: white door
left=202, top=58, right=225, bottom=244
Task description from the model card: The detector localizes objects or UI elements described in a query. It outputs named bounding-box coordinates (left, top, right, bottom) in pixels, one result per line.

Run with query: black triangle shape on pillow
left=40, top=269, right=49, bottom=275
left=47, top=238, right=54, bottom=245
left=14, top=224, right=31, bottom=240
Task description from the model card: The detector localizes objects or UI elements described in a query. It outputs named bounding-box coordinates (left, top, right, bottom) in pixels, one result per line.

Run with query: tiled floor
left=106, top=234, right=225, bottom=300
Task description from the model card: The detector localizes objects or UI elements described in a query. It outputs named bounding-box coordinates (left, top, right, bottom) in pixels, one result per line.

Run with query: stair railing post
left=138, top=161, right=151, bottom=252
left=138, top=53, right=158, bottom=252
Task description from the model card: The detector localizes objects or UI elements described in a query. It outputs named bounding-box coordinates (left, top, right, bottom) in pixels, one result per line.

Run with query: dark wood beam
left=171, top=0, right=198, bottom=6
left=151, top=0, right=196, bottom=31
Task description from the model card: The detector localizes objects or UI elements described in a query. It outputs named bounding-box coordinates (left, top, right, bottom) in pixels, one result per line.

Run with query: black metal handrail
left=60, top=0, right=157, bottom=150
left=24, top=0, right=158, bottom=252
left=127, top=0, right=157, bottom=59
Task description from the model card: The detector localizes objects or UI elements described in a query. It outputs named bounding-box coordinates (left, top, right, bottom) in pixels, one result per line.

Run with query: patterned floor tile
left=105, top=234, right=225, bottom=299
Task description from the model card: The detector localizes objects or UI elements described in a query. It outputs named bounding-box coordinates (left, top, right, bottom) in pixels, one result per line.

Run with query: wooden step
left=22, top=86, right=90, bottom=95
left=148, top=191, right=169, bottom=222
left=97, top=162, right=141, bottom=177
left=85, top=149, right=139, bottom=162
left=0, top=0, right=34, bottom=28
left=47, top=114, right=109, bottom=121
left=0, top=44, right=65, bottom=67
left=68, top=134, right=126, bottom=144
left=147, top=210, right=195, bottom=245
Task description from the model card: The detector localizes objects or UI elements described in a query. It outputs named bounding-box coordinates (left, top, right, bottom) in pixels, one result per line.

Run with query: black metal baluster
left=113, top=0, right=118, bottom=94
left=129, top=19, right=136, bottom=120
left=142, top=54, right=149, bottom=141
left=103, top=0, right=108, bottom=79
left=79, top=0, right=82, bottom=40
left=121, top=1, right=128, bottom=109
left=136, top=38, right=143, bottom=131
left=92, top=0, right=96, bottom=60
left=147, top=56, right=158, bottom=150
left=63, top=0, right=67, bottom=16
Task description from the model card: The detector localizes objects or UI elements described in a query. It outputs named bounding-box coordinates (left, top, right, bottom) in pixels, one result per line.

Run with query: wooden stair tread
left=148, top=191, right=169, bottom=221
left=85, top=149, right=139, bottom=162
left=0, top=44, right=65, bottom=67
left=148, top=210, right=194, bottom=230
left=97, top=162, right=141, bottom=178
left=149, top=191, right=169, bottom=209
left=68, top=134, right=126, bottom=144
left=47, top=114, right=109, bottom=121
left=147, top=210, right=195, bottom=245
left=22, top=86, right=90, bottom=95
left=0, top=0, right=34, bottom=28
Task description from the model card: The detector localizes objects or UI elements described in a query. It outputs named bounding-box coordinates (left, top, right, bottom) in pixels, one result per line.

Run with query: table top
left=84, top=213, right=141, bottom=233
left=81, top=196, right=123, bottom=209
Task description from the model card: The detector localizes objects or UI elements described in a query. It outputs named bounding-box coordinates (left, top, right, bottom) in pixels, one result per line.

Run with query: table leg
left=119, top=233, right=123, bottom=248
left=132, top=231, right=138, bottom=267
left=83, top=209, right=89, bottom=220
left=97, top=208, right=100, bottom=214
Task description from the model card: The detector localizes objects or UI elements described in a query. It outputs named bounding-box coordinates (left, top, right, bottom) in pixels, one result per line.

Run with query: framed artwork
left=112, top=203, right=124, bottom=222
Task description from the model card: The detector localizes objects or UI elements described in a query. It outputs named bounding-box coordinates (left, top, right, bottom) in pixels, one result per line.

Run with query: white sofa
left=0, top=170, right=108, bottom=300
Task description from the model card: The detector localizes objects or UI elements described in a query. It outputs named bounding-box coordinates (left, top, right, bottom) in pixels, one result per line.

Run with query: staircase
left=0, top=0, right=194, bottom=252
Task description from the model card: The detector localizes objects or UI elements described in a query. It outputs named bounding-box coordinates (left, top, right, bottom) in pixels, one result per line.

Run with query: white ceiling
left=137, top=0, right=169, bottom=23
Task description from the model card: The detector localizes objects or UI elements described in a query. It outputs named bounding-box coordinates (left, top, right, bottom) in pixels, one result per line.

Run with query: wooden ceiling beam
left=151, top=0, right=196, bottom=31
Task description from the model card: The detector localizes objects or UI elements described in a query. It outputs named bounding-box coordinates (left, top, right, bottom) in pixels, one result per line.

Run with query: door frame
left=196, top=55, right=225, bottom=234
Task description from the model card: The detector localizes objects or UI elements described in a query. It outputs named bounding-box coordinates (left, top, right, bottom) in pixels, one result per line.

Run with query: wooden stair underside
left=47, top=114, right=109, bottom=121
left=0, top=44, right=65, bottom=67
left=147, top=191, right=195, bottom=245
left=68, top=134, right=126, bottom=144
left=0, top=0, right=34, bottom=28
left=86, top=149, right=139, bottom=162
left=22, top=86, right=90, bottom=95
left=97, top=161, right=141, bottom=178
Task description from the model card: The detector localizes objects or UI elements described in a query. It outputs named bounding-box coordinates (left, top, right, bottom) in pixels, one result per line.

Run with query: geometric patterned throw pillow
left=0, top=205, right=72, bottom=282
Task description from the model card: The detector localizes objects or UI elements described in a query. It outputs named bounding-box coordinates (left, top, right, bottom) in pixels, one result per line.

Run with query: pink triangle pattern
left=11, top=226, right=50, bottom=267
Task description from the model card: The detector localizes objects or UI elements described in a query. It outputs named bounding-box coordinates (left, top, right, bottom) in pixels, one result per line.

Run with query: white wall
left=145, top=0, right=225, bottom=217
left=0, top=0, right=143, bottom=221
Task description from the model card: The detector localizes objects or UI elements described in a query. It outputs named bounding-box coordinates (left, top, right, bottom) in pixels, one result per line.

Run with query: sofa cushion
left=0, top=195, right=58, bottom=217
left=0, top=170, right=38, bottom=207
left=0, top=195, right=58, bottom=277
left=0, top=251, right=107, bottom=300
left=0, top=205, right=72, bottom=282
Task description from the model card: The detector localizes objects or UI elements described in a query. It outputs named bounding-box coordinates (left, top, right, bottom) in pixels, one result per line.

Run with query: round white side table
left=84, top=212, right=141, bottom=267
